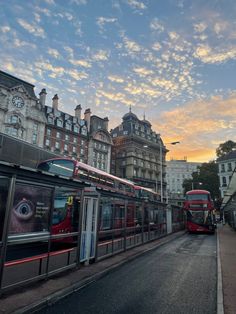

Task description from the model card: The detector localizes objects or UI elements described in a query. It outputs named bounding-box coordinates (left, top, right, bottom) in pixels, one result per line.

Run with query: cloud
left=193, top=44, right=236, bottom=63
left=152, top=42, right=162, bottom=51
left=70, top=0, right=87, bottom=5
left=193, top=22, right=207, bottom=33
left=133, top=67, right=153, bottom=77
left=214, top=21, right=228, bottom=36
left=0, top=26, right=11, bottom=33
left=107, top=75, right=124, bottom=83
left=122, top=36, right=142, bottom=55
left=96, top=17, right=117, bottom=30
left=157, top=94, right=236, bottom=161
left=13, top=38, right=37, bottom=49
left=48, top=48, right=61, bottom=59
left=67, top=69, right=88, bottom=80
left=44, top=0, right=55, bottom=4
left=92, top=50, right=110, bottom=61
left=17, top=19, right=46, bottom=38
left=69, top=59, right=92, bottom=68
left=35, top=61, right=65, bottom=77
left=126, top=0, right=147, bottom=10
left=97, top=90, right=133, bottom=106
left=150, top=18, right=164, bottom=32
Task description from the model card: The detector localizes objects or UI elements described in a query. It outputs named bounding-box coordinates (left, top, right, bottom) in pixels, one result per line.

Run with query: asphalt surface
left=36, top=233, right=217, bottom=314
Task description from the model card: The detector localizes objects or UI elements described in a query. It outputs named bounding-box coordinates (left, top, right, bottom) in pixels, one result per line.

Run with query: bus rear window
left=38, top=159, right=75, bottom=177
left=187, top=194, right=208, bottom=201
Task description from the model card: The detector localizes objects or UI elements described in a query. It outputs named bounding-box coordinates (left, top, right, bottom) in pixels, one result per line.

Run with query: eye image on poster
left=9, top=184, right=53, bottom=235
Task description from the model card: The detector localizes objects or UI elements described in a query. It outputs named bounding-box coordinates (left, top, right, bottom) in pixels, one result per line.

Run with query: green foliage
left=182, top=161, right=220, bottom=202
left=216, top=140, right=236, bottom=158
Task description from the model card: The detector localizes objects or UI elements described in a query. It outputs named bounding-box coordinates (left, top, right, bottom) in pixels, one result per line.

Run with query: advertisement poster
left=9, top=183, right=53, bottom=235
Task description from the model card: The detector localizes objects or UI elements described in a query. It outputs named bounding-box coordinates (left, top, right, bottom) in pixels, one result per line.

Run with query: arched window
left=8, top=115, right=19, bottom=124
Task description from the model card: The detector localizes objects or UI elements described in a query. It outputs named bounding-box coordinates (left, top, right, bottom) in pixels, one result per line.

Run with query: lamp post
left=160, top=141, right=180, bottom=203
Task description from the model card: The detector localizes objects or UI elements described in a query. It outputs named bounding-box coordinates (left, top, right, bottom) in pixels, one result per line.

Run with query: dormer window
left=74, top=125, right=79, bottom=133
left=81, top=126, right=87, bottom=136
left=57, top=119, right=63, bottom=127
left=48, top=116, right=54, bottom=124
left=65, top=121, right=72, bottom=131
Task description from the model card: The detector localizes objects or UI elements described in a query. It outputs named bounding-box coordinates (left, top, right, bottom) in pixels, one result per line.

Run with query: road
left=37, top=233, right=217, bottom=314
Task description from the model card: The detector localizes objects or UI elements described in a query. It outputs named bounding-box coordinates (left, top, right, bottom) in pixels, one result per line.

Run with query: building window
left=222, top=177, right=227, bottom=187
left=65, top=121, right=71, bottom=131
left=227, top=163, right=232, bottom=172
left=5, top=126, right=18, bottom=137
left=74, top=125, right=79, bottom=133
left=45, top=139, right=50, bottom=147
left=81, top=127, right=87, bottom=136
left=72, top=146, right=76, bottom=153
left=33, top=123, right=38, bottom=132
left=81, top=148, right=84, bottom=155
left=112, top=133, right=117, bottom=137
left=48, top=116, right=53, bottom=124
left=134, top=159, right=137, bottom=165
left=123, top=131, right=128, bottom=135
left=55, top=141, right=60, bottom=149
left=57, top=119, right=63, bottom=127
left=65, top=134, right=69, bottom=141
left=221, top=164, right=225, bottom=172
left=32, top=133, right=37, bottom=144
left=56, top=132, right=61, bottom=139
left=73, top=137, right=77, bottom=144
left=64, top=144, right=68, bottom=151
left=47, top=128, right=51, bottom=136
left=8, top=115, right=20, bottom=124
left=134, top=169, right=137, bottom=176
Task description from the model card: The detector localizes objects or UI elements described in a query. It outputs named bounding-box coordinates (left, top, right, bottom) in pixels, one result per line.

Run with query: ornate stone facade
left=0, top=70, right=46, bottom=147
left=111, top=109, right=167, bottom=197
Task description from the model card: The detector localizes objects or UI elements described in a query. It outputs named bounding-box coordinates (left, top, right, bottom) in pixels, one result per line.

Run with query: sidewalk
left=218, top=224, right=236, bottom=314
left=0, top=231, right=185, bottom=314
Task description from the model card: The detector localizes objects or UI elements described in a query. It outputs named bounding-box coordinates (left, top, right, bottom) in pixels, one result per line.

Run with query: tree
left=216, top=140, right=236, bottom=158
left=183, top=161, right=220, bottom=203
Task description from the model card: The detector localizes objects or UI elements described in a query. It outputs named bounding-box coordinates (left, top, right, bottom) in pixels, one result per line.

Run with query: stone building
left=217, top=151, right=236, bottom=198
left=111, top=109, right=167, bottom=200
left=166, top=159, right=202, bottom=205
left=87, top=113, right=112, bottom=172
left=0, top=70, right=46, bottom=146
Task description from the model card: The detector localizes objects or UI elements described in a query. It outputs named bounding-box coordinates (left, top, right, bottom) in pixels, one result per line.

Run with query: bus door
left=80, top=196, right=98, bottom=262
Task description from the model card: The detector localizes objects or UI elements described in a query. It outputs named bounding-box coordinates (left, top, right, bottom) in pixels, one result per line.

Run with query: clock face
left=12, top=96, right=24, bottom=108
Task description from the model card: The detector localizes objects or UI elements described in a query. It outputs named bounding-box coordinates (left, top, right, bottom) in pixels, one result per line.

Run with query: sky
left=1, top=0, right=236, bottom=162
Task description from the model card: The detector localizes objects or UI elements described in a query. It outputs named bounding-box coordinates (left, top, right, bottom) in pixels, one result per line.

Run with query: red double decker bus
left=184, top=189, right=216, bottom=233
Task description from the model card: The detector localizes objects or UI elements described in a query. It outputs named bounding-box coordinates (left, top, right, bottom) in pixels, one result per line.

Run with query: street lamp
left=160, top=141, right=180, bottom=203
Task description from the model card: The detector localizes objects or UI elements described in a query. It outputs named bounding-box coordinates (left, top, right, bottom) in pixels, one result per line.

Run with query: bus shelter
left=0, top=161, right=184, bottom=294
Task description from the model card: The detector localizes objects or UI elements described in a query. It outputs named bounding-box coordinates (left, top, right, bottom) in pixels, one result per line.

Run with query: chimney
left=104, top=117, right=109, bottom=131
left=39, top=88, right=47, bottom=107
left=52, top=94, right=59, bottom=110
left=84, top=108, right=91, bottom=132
left=75, top=104, right=82, bottom=120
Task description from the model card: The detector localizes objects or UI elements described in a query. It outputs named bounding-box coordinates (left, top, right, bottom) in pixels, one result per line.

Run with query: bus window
left=38, top=159, right=75, bottom=177
left=187, top=194, right=208, bottom=201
